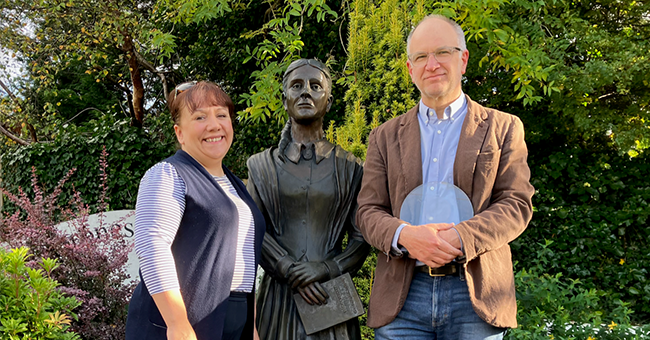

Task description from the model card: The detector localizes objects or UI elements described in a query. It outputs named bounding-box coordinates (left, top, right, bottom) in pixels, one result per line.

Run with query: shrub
left=0, top=246, right=81, bottom=340
left=508, top=240, right=650, bottom=340
left=0, top=115, right=175, bottom=213
left=513, top=146, right=650, bottom=322
left=0, top=147, right=135, bottom=340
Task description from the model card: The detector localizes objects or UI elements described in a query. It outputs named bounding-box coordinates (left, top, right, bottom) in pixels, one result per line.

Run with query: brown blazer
left=356, top=95, right=534, bottom=329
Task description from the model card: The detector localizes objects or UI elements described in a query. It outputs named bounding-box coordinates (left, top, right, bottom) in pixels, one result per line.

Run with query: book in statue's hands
left=293, top=272, right=365, bottom=335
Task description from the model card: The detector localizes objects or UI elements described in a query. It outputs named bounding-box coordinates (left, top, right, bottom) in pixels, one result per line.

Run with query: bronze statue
left=247, top=59, right=370, bottom=340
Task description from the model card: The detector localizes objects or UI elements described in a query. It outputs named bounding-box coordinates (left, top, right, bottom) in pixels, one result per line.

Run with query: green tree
left=335, top=0, right=649, bottom=155
left=154, top=0, right=351, bottom=175
left=331, top=0, right=567, bottom=157
left=0, top=0, right=171, bottom=144
left=338, top=0, right=650, bottom=325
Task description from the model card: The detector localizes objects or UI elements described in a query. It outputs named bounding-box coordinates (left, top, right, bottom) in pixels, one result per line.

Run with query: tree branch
left=0, top=79, right=38, bottom=143
left=135, top=50, right=169, bottom=99
left=63, top=107, right=107, bottom=125
left=0, top=79, right=20, bottom=106
left=0, top=124, right=30, bottom=146
left=598, top=92, right=617, bottom=100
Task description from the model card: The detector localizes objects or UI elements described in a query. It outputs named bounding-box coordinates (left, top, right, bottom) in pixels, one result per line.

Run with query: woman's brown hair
left=167, top=81, right=236, bottom=124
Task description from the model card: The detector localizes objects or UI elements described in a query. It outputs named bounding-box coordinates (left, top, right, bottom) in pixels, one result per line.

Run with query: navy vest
left=126, top=150, right=265, bottom=340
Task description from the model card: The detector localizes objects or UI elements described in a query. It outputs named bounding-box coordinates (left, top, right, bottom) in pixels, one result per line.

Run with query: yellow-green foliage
left=0, top=247, right=81, bottom=340
left=331, top=0, right=564, bottom=160
left=331, top=0, right=421, bottom=160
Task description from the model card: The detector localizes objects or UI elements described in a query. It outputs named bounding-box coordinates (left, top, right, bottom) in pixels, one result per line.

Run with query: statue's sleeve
left=324, top=160, right=370, bottom=279
left=247, top=159, right=296, bottom=282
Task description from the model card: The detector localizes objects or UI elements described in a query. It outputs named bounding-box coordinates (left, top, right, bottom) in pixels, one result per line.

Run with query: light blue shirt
left=391, top=93, right=468, bottom=258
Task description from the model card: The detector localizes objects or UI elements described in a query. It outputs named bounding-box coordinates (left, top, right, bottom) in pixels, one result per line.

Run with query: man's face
left=407, top=18, right=469, bottom=106
left=283, top=65, right=333, bottom=124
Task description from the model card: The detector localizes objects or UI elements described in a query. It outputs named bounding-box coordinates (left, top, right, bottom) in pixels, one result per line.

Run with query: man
left=356, top=15, right=535, bottom=339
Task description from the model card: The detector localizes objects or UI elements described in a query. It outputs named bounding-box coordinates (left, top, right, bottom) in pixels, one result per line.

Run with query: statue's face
left=283, top=65, right=333, bottom=124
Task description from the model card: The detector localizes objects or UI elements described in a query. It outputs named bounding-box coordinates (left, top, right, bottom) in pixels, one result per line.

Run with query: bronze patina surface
left=247, top=59, right=369, bottom=340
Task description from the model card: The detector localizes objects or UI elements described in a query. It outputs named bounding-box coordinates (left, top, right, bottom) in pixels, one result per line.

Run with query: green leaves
left=515, top=144, right=650, bottom=323
left=1, top=115, right=175, bottom=213
left=237, top=0, right=338, bottom=124
left=0, top=247, right=82, bottom=340
left=170, top=0, right=233, bottom=24
left=510, top=241, right=650, bottom=340
left=150, top=30, right=178, bottom=61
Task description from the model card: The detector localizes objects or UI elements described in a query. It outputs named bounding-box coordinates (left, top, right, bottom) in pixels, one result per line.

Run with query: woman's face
left=173, top=102, right=233, bottom=169
left=283, top=65, right=332, bottom=124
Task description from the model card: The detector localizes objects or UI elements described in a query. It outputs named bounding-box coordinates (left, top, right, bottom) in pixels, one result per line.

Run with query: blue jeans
left=374, top=271, right=506, bottom=340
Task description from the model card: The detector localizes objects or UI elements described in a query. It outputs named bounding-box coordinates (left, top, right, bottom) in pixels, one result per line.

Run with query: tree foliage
left=0, top=0, right=350, bottom=177
left=0, top=0, right=172, bottom=145
left=338, top=0, right=650, bottom=325
left=0, top=247, right=82, bottom=340
left=1, top=0, right=649, bottom=334
left=334, top=0, right=649, bottom=155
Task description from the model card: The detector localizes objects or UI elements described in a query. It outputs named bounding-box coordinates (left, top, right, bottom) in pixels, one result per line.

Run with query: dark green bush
left=512, top=146, right=650, bottom=322
left=508, top=240, right=650, bottom=340
left=1, top=114, right=175, bottom=213
left=0, top=247, right=82, bottom=340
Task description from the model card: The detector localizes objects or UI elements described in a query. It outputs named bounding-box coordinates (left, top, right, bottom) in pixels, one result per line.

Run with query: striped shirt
left=213, top=175, right=256, bottom=292
left=134, top=162, right=256, bottom=295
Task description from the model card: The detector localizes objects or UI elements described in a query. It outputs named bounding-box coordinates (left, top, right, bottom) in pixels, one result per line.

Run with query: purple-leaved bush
left=0, top=146, right=136, bottom=340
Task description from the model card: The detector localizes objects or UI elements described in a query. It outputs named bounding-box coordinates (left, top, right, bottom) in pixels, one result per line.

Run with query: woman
left=247, top=59, right=369, bottom=339
left=125, top=81, right=265, bottom=340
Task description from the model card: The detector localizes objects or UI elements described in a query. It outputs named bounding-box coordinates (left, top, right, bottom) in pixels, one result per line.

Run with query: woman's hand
left=167, top=323, right=198, bottom=340
left=151, top=290, right=196, bottom=340
left=254, top=325, right=260, bottom=340
left=287, top=262, right=328, bottom=288
left=297, top=282, right=329, bottom=305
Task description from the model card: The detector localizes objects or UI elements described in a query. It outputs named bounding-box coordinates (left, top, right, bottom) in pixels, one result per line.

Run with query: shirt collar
left=418, top=92, right=467, bottom=125
left=282, top=138, right=334, bottom=164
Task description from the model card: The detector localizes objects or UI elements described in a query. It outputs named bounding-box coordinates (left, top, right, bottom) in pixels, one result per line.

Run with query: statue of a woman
left=247, top=59, right=369, bottom=339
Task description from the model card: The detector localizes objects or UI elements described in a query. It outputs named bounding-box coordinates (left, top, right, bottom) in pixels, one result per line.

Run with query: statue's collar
left=283, top=138, right=334, bottom=164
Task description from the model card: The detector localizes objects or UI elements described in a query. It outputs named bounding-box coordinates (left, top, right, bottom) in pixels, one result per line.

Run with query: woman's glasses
left=173, top=81, right=198, bottom=99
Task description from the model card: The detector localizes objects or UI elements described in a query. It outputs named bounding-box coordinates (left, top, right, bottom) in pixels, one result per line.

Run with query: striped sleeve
left=134, top=162, right=186, bottom=295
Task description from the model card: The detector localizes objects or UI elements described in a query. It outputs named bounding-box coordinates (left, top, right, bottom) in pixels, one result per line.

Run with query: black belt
left=416, top=263, right=460, bottom=277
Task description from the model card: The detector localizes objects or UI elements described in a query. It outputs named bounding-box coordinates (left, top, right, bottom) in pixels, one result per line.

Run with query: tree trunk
left=122, top=36, right=144, bottom=128
left=26, top=123, right=37, bottom=142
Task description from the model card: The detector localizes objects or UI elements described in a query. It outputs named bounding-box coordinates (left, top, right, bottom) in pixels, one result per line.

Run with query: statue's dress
left=247, top=131, right=368, bottom=340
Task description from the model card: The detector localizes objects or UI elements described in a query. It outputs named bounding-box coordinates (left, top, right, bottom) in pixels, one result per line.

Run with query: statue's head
left=282, top=59, right=333, bottom=124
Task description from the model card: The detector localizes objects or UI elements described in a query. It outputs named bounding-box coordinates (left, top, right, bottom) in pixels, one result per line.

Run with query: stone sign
left=55, top=210, right=139, bottom=282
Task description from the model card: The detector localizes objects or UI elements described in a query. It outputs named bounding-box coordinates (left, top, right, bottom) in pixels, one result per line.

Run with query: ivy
left=1, top=115, right=175, bottom=213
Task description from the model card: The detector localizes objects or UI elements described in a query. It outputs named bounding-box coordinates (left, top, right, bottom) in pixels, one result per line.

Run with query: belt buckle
left=429, top=267, right=445, bottom=277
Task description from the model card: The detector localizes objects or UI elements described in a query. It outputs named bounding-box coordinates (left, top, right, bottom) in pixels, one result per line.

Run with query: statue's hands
left=297, top=282, right=329, bottom=305
left=287, top=262, right=329, bottom=288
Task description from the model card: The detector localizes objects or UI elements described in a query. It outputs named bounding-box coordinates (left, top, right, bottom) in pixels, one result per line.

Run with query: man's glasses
left=173, top=81, right=198, bottom=99
left=409, top=47, right=462, bottom=67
